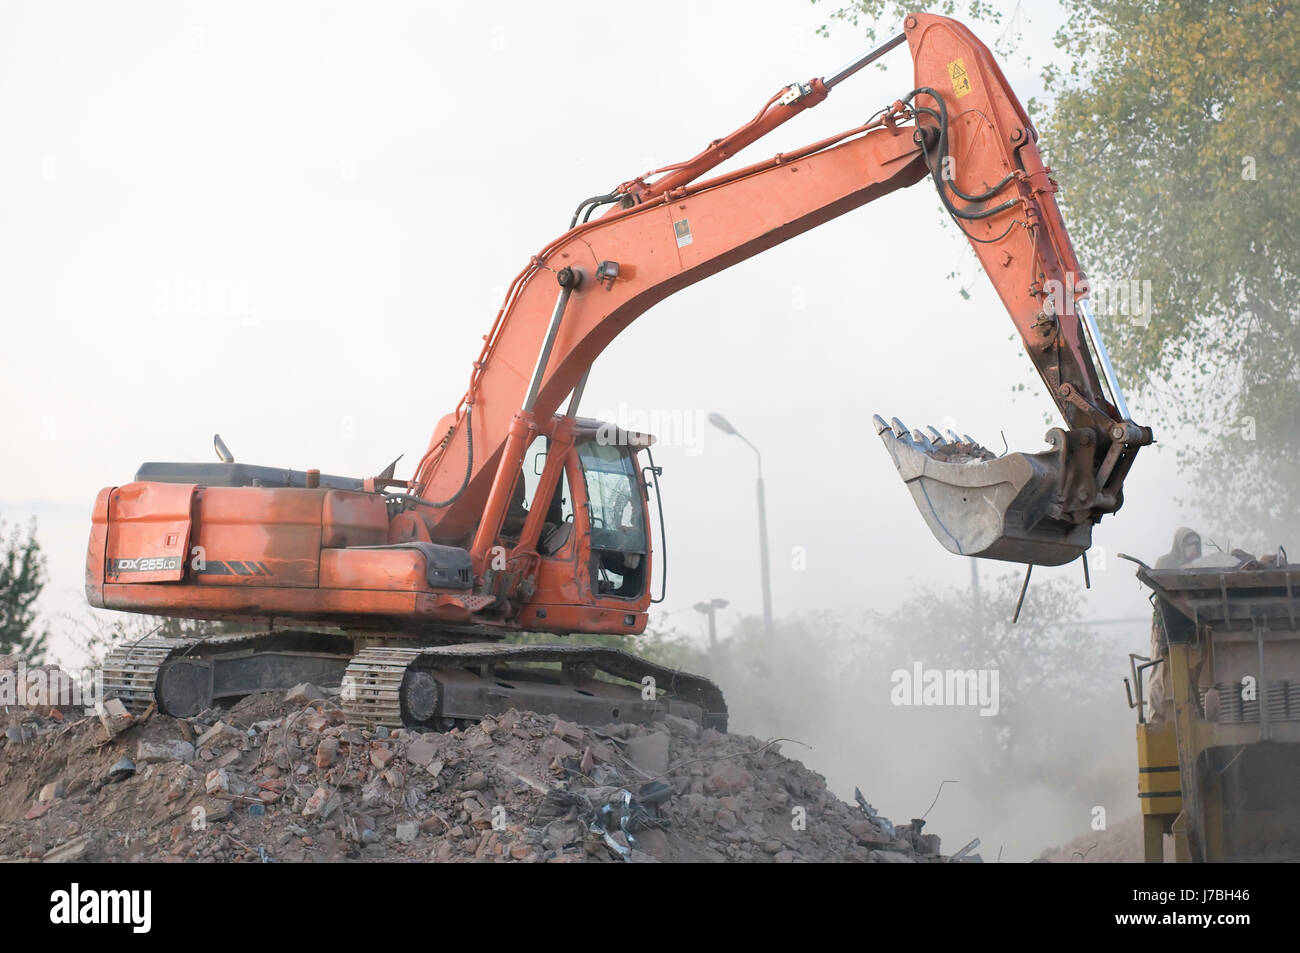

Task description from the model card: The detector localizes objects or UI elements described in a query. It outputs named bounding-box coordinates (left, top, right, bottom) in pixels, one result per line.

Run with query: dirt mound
left=1, top=686, right=968, bottom=863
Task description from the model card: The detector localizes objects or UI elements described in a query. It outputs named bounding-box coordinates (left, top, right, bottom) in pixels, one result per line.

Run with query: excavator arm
left=406, top=12, right=1151, bottom=570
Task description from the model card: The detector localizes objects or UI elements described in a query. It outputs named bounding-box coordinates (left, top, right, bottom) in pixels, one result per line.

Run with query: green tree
left=0, top=517, right=49, bottom=660
left=1042, top=0, right=1300, bottom=544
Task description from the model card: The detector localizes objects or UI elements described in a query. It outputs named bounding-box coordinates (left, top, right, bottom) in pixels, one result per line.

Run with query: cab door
left=574, top=439, right=650, bottom=602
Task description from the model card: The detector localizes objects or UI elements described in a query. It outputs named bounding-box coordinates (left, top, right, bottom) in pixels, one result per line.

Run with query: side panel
left=104, top=482, right=195, bottom=583
left=320, top=548, right=426, bottom=590
left=322, top=491, right=389, bottom=548
left=192, top=487, right=323, bottom=587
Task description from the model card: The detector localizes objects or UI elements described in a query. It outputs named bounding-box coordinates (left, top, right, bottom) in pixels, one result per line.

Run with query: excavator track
left=341, top=642, right=727, bottom=731
left=102, top=630, right=354, bottom=717
left=102, top=631, right=727, bottom=732
left=340, top=646, right=426, bottom=729
left=102, top=636, right=195, bottom=713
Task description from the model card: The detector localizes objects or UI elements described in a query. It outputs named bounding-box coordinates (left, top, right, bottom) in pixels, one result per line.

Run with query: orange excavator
left=86, top=13, right=1151, bottom=730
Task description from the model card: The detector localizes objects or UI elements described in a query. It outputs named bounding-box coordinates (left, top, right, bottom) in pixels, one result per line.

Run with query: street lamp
left=708, top=412, right=774, bottom=641
left=693, top=597, right=729, bottom=657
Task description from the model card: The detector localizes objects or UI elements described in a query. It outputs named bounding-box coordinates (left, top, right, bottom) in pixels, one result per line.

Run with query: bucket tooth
left=890, top=416, right=909, bottom=439
left=925, top=426, right=946, bottom=445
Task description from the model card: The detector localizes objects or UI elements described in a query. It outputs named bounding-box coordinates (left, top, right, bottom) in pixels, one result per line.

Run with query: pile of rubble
left=1, top=681, right=971, bottom=863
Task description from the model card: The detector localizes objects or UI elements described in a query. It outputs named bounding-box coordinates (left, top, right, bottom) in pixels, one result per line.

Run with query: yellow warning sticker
left=947, top=58, right=973, bottom=98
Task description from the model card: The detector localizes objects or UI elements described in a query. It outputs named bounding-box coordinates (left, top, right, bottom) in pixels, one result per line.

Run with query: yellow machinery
left=1128, top=561, right=1300, bottom=862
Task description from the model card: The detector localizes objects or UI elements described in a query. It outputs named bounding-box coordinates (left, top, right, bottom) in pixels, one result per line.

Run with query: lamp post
left=708, top=412, right=774, bottom=641
left=693, top=598, right=729, bottom=665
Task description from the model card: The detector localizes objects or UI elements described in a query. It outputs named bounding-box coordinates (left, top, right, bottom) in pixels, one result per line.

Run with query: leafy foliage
left=810, top=0, right=1007, bottom=47
left=0, top=517, right=49, bottom=661
left=1041, top=0, right=1300, bottom=542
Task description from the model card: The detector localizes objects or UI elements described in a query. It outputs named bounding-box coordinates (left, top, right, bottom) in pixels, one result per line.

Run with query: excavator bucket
left=873, top=415, right=1092, bottom=566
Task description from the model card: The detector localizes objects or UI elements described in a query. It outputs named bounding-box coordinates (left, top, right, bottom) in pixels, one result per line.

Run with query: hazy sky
left=0, top=0, right=1203, bottom=656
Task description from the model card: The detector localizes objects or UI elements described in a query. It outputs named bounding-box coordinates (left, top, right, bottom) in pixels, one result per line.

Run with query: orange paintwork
left=320, top=548, right=425, bottom=591
left=96, top=581, right=485, bottom=628
left=84, top=488, right=111, bottom=607
left=191, top=487, right=324, bottom=588
left=104, top=482, right=193, bottom=584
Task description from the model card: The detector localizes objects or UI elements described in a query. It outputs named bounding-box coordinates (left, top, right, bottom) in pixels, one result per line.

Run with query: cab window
left=577, top=440, right=647, bottom=598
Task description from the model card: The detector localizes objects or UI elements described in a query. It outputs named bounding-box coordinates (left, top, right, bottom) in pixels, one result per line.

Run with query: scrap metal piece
left=854, top=786, right=895, bottom=839
left=949, top=837, right=981, bottom=862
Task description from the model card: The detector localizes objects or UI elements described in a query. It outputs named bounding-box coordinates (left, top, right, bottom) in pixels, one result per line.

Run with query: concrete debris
left=285, top=683, right=324, bottom=705
left=38, top=781, right=64, bottom=802
left=98, top=699, right=133, bottom=738
left=703, top=762, right=751, bottom=796
left=623, top=732, right=671, bottom=777
left=43, top=834, right=90, bottom=863
left=195, top=721, right=242, bottom=749
left=406, top=738, right=438, bottom=767
left=136, top=739, right=195, bottom=765
left=0, top=684, right=960, bottom=863
left=205, top=768, right=230, bottom=795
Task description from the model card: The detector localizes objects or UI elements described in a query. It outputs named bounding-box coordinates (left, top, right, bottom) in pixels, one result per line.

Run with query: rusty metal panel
left=321, top=490, right=388, bottom=548
left=192, top=486, right=323, bottom=588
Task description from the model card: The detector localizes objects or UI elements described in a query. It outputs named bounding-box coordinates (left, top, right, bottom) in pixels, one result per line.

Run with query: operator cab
left=514, top=417, right=658, bottom=604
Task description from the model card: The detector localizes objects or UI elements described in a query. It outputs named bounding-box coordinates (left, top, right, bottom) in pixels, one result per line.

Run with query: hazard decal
left=947, top=58, right=973, bottom=98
